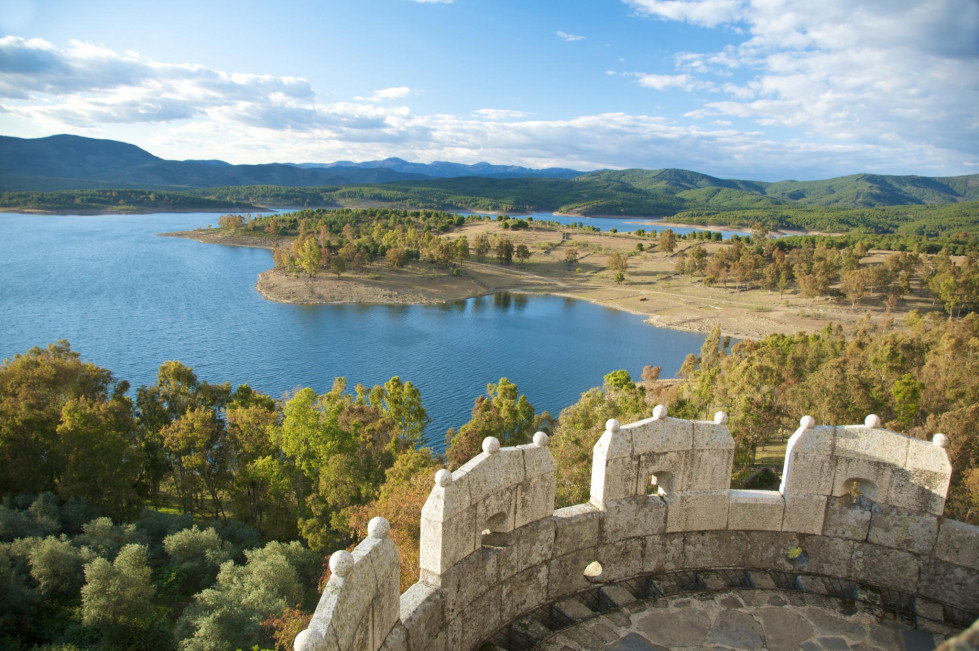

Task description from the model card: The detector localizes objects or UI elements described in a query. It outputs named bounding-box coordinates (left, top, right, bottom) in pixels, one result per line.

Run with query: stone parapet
left=296, top=411, right=977, bottom=651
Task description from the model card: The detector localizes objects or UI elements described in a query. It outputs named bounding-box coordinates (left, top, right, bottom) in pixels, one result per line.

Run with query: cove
left=0, top=212, right=707, bottom=451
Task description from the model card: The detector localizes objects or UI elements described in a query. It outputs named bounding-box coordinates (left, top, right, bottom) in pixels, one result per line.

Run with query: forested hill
left=578, top=169, right=979, bottom=208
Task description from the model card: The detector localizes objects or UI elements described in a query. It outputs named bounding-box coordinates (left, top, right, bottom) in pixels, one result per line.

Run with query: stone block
left=835, top=424, right=909, bottom=465
left=597, top=537, right=644, bottom=583
left=445, top=584, right=502, bottom=651
left=919, top=558, right=979, bottom=612
left=781, top=493, right=827, bottom=535
left=888, top=437, right=951, bottom=515
left=935, top=519, right=979, bottom=571
left=683, top=421, right=734, bottom=491
left=462, top=448, right=525, bottom=505
left=546, top=546, right=597, bottom=601
left=683, top=530, right=748, bottom=569
left=636, top=450, right=689, bottom=497
left=782, top=451, right=836, bottom=497
left=514, top=471, right=555, bottom=528
left=378, top=622, right=408, bottom=651
left=475, top=487, right=516, bottom=538
left=600, top=584, right=637, bottom=608
left=642, top=532, right=685, bottom=573
left=497, top=517, right=555, bottom=581
left=329, top=579, right=374, bottom=649
left=780, top=425, right=835, bottom=496
left=728, top=490, right=784, bottom=532
left=822, top=496, right=872, bottom=541
left=420, top=475, right=471, bottom=521
left=590, top=454, right=639, bottom=505
left=500, top=563, right=549, bottom=624
left=400, top=582, right=445, bottom=651
left=368, top=540, right=401, bottom=648
left=436, top=546, right=500, bottom=620
left=519, top=442, right=556, bottom=478
left=743, top=530, right=801, bottom=571
left=666, top=490, right=729, bottom=532
left=799, top=534, right=854, bottom=578
left=830, top=455, right=893, bottom=503
left=602, top=495, right=667, bottom=544
left=850, top=542, right=920, bottom=591
left=867, top=505, right=939, bottom=555
left=418, top=505, right=476, bottom=577
left=553, top=503, right=602, bottom=556
left=630, top=416, right=693, bottom=455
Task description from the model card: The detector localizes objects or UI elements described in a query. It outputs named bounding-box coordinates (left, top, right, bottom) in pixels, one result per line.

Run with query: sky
left=1, top=0, right=977, bottom=181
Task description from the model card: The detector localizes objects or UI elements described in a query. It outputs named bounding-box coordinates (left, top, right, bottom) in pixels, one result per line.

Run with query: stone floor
left=532, top=589, right=949, bottom=651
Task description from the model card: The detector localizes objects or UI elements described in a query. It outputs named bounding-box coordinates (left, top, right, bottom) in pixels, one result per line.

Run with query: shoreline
left=161, top=228, right=836, bottom=341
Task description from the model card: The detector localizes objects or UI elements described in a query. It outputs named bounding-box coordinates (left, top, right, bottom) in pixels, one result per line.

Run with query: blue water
left=459, top=211, right=755, bottom=239
left=0, top=212, right=707, bottom=451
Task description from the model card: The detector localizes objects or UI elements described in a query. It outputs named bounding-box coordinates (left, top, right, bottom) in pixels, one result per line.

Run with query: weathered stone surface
left=445, top=584, right=502, bottom=651
left=755, top=606, right=815, bottom=650
left=666, top=490, right=729, bottom=532
left=835, top=425, right=909, bottom=465
left=597, top=537, right=644, bottom=583
left=867, top=505, right=939, bottom=555
left=642, top=532, right=685, bottom=573
left=830, top=455, right=894, bottom=503
left=462, top=447, right=525, bottom=505
left=600, top=584, right=637, bottom=608
left=888, top=437, right=952, bottom=515
left=636, top=450, right=688, bottom=497
left=437, top=546, right=499, bottom=620
left=514, top=471, right=556, bottom=528
left=781, top=493, right=827, bottom=535
left=602, top=495, right=666, bottom=544
left=780, top=425, right=835, bottom=496
left=592, top=454, right=640, bottom=505
left=629, top=416, right=693, bottom=456
left=399, top=582, right=444, bottom=651
left=634, top=607, right=711, bottom=647
left=743, top=530, right=801, bottom=571
left=497, top=517, right=555, bottom=580
left=519, top=441, right=557, bottom=478
left=553, top=503, right=602, bottom=556
left=705, top=609, right=765, bottom=649
left=683, top=530, right=748, bottom=569
left=822, top=496, right=872, bottom=541
left=546, top=546, right=599, bottom=600
left=500, top=563, right=548, bottom=624
left=685, top=420, right=735, bottom=491
left=799, top=534, right=854, bottom=578
left=418, top=504, right=476, bottom=577
left=728, top=489, right=785, bottom=532
left=850, top=542, right=920, bottom=591
left=474, top=487, right=516, bottom=546
left=420, top=474, right=471, bottom=521
left=935, top=518, right=979, bottom=571
left=378, top=622, right=408, bottom=651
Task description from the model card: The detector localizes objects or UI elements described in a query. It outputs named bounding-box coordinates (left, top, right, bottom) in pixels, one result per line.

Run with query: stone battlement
left=295, top=409, right=978, bottom=651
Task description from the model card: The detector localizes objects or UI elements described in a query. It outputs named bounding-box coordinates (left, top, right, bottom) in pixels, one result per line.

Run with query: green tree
left=163, top=526, right=233, bottom=596
left=515, top=243, right=531, bottom=263
left=445, top=378, right=538, bottom=466
left=658, top=229, right=677, bottom=253
left=296, top=235, right=322, bottom=278
left=81, top=544, right=158, bottom=645
left=473, top=234, right=491, bottom=261
left=496, top=237, right=514, bottom=264
left=891, top=373, right=924, bottom=430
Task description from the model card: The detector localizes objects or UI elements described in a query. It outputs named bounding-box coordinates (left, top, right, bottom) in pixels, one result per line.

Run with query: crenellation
left=297, top=414, right=976, bottom=651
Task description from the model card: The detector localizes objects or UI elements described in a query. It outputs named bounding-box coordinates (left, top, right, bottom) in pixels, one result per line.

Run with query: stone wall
left=295, top=409, right=979, bottom=651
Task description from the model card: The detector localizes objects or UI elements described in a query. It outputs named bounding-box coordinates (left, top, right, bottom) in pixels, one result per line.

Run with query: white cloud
left=628, top=72, right=714, bottom=91
left=556, top=31, right=586, bottom=42
left=623, top=0, right=744, bottom=28
left=624, top=0, right=979, bottom=163
left=355, top=86, right=415, bottom=102
left=473, top=108, right=528, bottom=120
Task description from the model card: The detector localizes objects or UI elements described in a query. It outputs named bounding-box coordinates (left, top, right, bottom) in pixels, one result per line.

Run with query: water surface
left=0, top=212, right=707, bottom=450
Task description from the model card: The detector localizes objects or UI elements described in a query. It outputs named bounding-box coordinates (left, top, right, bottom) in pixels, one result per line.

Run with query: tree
left=330, top=255, right=346, bottom=278
left=473, top=234, right=491, bottom=261
left=841, top=268, right=869, bottom=308
left=296, top=236, right=322, bottom=278
left=564, top=247, right=580, bottom=265
left=658, top=229, right=677, bottom=253
left=445, top=378, right=538, bottom=466
left=81, top=544, right=158, bottom=646
left=386, top=247, right=407, bottom=268
left=891, top=373, right=924, bottom=430
left=607, top=251, right=627, bottom=275
left=496, top=237, right=514, bottom=264
left=454, top=236, right=470, bottom=261
left=164, top=526, right=233, bottom=596
left=28, top=534, right=93, bottom=599
left=515, top=244, right=531, bottom=264
left=162, top=407, right=230, bottom=520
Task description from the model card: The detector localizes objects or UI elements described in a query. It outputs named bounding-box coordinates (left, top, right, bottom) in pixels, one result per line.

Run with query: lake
left=0, top=211, right=707, bottom=451
left=459, top=210, right=757, bottom=239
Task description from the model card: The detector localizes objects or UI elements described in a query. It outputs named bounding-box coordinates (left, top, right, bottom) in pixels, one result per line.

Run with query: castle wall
left=296, top=410, right=978, bottom=651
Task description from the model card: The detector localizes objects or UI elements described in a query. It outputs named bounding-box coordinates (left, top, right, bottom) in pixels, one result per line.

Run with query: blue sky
left=1, top=0, right=977, bottom=180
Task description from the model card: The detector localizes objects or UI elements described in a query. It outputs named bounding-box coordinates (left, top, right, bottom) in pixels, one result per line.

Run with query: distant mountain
left=576, top=168, right=979, bottom=208
left=0, top=135, right=429, bottom=191
left=295, top=156, right=583, bottom=179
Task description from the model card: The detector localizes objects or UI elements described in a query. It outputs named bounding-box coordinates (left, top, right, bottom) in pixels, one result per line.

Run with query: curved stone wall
left=295, top=410, right=979, bottom=651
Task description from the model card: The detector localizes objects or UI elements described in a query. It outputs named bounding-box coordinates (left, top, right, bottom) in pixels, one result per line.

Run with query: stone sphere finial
left=533, top=431, right=549, bottom=447
left=482, top=436, right=501, bottom=454
left=714, top=411, right=728, bottom=425
left=294, top=628, right=325, bottom=651
left=367, top=516, right=390, bottom=539
left=652, top=404, right=667, bottom=421
left=605, top=418, right=620, bottom=432
left=800, top=415, right=815, bottom=430
left=329, top=550, right=354, bottom=578
left=434, top=469, right=452, bottom=487
left=933, top=433, right=949, bottom=449
left=865, top=414, right=881, bottom=428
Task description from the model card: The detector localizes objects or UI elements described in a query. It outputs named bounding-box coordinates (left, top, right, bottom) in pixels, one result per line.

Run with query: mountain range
left=1, top=134, right=977, bottom=210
